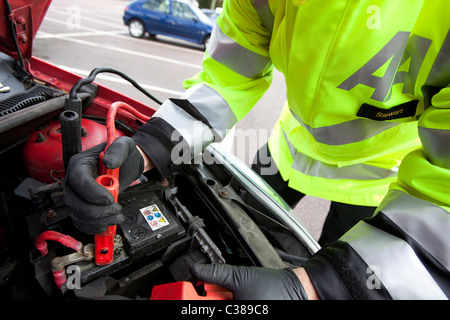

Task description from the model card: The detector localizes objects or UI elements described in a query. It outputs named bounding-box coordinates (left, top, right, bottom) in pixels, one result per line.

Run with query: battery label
left=140, top=204, right=170, bottom=231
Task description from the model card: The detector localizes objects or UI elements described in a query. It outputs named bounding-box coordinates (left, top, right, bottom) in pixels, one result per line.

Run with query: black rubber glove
left=190, top=264, right=308, bottom=300
left=63, top=136, right=145, bottom=235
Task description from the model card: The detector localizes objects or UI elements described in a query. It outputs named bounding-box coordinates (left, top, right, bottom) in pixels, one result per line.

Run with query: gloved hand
left=63, top=136, right=145, bottom=235
left=189, top=264, right=308, bottom=300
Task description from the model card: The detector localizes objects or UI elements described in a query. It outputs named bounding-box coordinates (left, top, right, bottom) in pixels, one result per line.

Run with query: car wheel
left=203, top=35, right=211, bottom=50
left=128, top=19, right=146, bottom=38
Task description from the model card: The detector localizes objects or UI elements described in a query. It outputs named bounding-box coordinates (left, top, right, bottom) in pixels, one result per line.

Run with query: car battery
left=118, top=187, right=185, bottom=258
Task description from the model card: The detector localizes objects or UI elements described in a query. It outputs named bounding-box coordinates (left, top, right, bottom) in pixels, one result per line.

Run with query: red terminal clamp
left=95, top=101, right=150, bottom=265
left=94, top=175, right=119, bottom=265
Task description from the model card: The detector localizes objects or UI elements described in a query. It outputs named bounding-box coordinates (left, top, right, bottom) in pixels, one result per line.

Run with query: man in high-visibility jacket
left=64, top=0, right=450, bottom=299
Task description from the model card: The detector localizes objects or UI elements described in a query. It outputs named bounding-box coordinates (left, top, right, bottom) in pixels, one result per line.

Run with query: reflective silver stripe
left=422, top=29, right=450, bottom=107
left=282, top=130, right=399, bottom=180
left=290, top=109, right=400, bottom=145
left=376, top=189, right=450, bottom=272
left=181, top=84, right=237, bottom=141
left=418, top=126, right=450, bottom=169
left=253, top=0, right=274, bottom=32
left=153, top=99, right=214, bottom=155
left=341, top=220, right=447, bottom=300
left=208, top=24, right=272, bottom=78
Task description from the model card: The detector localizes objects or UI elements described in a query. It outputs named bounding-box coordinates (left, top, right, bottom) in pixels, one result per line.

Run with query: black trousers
left=251, top=144, right=377, bottom=247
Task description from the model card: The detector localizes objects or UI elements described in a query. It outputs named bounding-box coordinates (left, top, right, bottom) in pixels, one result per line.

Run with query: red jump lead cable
left=95, top=101, right=150, bottom=265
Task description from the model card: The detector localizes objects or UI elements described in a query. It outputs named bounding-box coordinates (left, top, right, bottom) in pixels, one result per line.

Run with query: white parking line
left=77, top=8, right=128, bottom=24
left=59, top=36, right=202, bottom=69
left=41, top=15, right=204, bottom=55
left=57, top=65, right=184, bottom=97
left=36, top=30, right=128, bottom=39
left=48, top=7, right=129, bottom=30
left=37, top=17, right=203, bottom=69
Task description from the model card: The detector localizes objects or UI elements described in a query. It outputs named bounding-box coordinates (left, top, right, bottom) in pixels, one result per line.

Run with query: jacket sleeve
left=133, top=0, right=274, bottom=178
left=303, top=87, right=450, bottom=300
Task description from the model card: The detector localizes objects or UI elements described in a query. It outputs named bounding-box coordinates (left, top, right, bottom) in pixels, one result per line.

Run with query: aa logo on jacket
left=338, top=31, right=432, bottom=103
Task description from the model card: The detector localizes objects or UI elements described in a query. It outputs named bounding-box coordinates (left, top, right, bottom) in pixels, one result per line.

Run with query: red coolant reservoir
left=22, top=118, right=124, bottom=184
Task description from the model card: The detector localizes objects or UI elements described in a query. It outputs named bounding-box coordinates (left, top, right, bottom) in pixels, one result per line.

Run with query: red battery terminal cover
left=150, top=281, right=232, bottom=300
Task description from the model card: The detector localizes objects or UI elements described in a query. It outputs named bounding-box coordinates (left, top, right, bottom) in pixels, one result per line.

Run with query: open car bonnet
left=0, top=0, right=51, bottom=63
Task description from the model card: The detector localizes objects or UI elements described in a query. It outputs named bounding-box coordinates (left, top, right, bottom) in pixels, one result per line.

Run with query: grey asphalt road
left=33, top=0, right=329, bottom=240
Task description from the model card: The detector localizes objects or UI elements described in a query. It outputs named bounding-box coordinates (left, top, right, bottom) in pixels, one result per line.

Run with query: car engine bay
left=0, top=49, right=318, bottom=300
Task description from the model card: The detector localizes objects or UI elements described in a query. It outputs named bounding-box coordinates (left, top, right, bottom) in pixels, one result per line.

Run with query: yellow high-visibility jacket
left=182, top=0, right=430, bottom=207
left=133, top=0, right=450, bottom=299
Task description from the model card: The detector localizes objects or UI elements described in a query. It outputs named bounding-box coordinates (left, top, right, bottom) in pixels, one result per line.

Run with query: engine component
left=0, top=84, right=64, bottom=117
left=0, top=83, right=10, bottom=94
left=34, top=231, right=94, bottom=289
left=22, top=118, right=124, bottom=184
left=49, top=243, right=95, bottom=289
left=169, top=196, right=225, bottom=264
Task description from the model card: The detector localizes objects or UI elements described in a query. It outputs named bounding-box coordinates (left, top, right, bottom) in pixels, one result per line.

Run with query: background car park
left=201, top=8, right=220, bottom=21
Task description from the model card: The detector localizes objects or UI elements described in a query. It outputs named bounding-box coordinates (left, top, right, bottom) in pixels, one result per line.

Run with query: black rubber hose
left=69, top=67, right=163, bottom=105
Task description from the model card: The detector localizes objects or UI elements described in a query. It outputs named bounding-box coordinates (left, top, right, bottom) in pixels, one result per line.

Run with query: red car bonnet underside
left=0, top=0, right=51, bottom=62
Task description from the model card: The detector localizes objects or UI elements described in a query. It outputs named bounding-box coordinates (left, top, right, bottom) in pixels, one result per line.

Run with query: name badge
left=357, top=100, right=418, bottom=121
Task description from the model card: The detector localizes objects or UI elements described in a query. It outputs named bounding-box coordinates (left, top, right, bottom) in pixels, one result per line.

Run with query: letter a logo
left=66, top=265, right=81, bottom=290
left=338, top=32, right=431, bottom=102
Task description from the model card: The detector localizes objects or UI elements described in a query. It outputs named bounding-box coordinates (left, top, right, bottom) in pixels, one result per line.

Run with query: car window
left=143, top=0, right=170, bottom=14
left=172, top=2, right=196, bottom=20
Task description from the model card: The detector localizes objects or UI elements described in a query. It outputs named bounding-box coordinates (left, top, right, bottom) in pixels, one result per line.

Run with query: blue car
left=123, top=0, right=215, bottom=48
